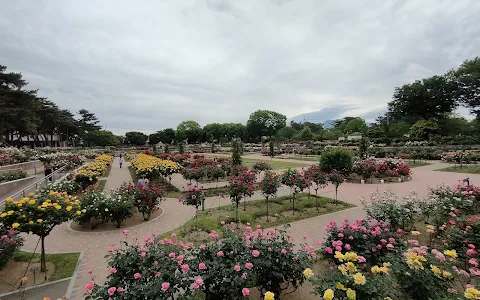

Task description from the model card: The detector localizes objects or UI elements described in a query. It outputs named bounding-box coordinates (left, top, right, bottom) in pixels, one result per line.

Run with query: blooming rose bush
left=352, top=158, right=411, bottom=180
left=45, top=180, right=82, bottom=195
left=259, top=171, right=281, bottom=220
left=252, top=161, right=273, bottom=173
left=75, top=155, right=112, bottom=188
left=0, top=224, right=23, bottom=270
left=130, top=153, right=181, bottom=180
left=119, top=182, right=164, bottom=220
left=227, top=172, right=256, bottom=222
left=85, top=225, right=312, bottom=300
left=281, top=169, right=309, bottom=214
left=322, top=218, right=399, bottom=263
left=360, top=190, right=421, bottom=230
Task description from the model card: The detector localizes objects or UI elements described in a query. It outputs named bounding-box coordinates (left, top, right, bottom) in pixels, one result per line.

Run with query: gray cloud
left=1, top=0, right=479, bottom=135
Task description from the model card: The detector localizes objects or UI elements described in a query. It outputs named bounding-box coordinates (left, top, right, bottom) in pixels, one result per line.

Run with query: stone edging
left=65, top=205, right=166, bottom=234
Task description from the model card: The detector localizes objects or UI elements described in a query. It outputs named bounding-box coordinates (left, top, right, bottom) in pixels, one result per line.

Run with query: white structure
left=347, top=132, right=362, bottom=141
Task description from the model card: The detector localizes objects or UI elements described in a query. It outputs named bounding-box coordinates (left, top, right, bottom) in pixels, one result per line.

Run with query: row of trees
left=1, top=64, right=121, bottom=147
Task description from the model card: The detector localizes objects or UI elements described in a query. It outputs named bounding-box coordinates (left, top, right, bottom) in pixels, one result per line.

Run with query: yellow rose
left=7, top=210, right=14, bottom=215
left=66, top=206, right=72, bottom=211
left=6, top=197, right=13, bottom=203
left=264, top=291, right=275, bottom=300
left=28, top=200, right=36, bottom=205
left=76, top=211, right=81, bottom=215
left=82, top=209, right=86, bottom=213
left=344, top=252, right=358, bottom=262
left=465, top=287, right=480, bottom=299
left=334, top=251, right=345, bottom=262
left=430, top=265, right=441, bottom=277
left=323, top=289, right=334, bottom=300
left=353, top=273, right=366, bottom=285
left=37, top=219, right=43, bottom=223
left=442, top=271, right=453, bottom=280
left=346, top=288, right=356, bottom=300
left=29, top=221, right=34, bottom=224
left=444, top=250, right=457, bottom=259
left=17, top=203, right=22, bottom=207
left=336, top=282, right=346, bottom=290
left=0, top=213, right=6, bottom=217
left=29, top=192, right=35, bottom=196
left=411, top=231, right=421, bottom=236
left=303, top=268, right=314, bottom=278
left=12, top=223, right=20, bottom=228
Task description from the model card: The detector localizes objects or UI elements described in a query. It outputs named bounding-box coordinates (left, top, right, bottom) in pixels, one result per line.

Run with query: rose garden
left=2, top=57, right=480, bottom=299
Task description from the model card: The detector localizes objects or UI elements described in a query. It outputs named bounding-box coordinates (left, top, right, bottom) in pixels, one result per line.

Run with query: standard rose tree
left=227, top=173, right=256, bottom=226
left=0, top=191, right=83, bottom=273
left=281, top=169, right=309, bottom=215
left=180, top=184, right=206, bottom=233
left=305, top=166, right=328, bottom=211
left=259, top=171, right=281, bottom=221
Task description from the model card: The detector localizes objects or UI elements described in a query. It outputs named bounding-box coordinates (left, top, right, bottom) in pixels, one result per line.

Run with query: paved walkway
left=18, top=158, right=480, bottom=300
left=102, top=157, right=132, bottom=193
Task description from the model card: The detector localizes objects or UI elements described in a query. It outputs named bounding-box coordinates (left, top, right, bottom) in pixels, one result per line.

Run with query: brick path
left=18, top=158, right=480, bottom=299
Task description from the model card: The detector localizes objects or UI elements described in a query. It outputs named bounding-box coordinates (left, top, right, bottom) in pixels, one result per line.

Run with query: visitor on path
left=119, top=157, right=123, bottom=168
left=142, top=176, right=149, bottom=188
left=44, top=161, right=53, bottom=182
left=137, top=177, right=144, bottom=187
left=119, top=152, right=123, bottom=159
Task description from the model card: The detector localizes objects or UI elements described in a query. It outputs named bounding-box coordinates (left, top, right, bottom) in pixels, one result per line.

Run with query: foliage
left=409, top=119, right=440, bottom=140
left=0, top=169, right=26, bottom=183
left=120, top=182, right=165, bottom=221
left=281, top=169, right=309, bottom=195
left=319, top=148, right=353, bottom=175
left=304, top=166, right=327, bottom=194
left=259, top=171, right=281, bottom=198
left=177, top=120, right=202, bottom=143
left=84, top=130, right=120, bottom=146
left=231, top=138, right=243, bottom=166
left=181, top=184, right=206, bottom=209
left=125, top=131, right=148, bottom=146
left=246, top=110, right=287, bottom=140
left=0, top=225, right=23, bottom=271
left=45, top=180, right=82, bottom=195
left=327, top=170, right=345, bottom=188
left=344, top=117, right=368, bottom=134
left=361, top=190, right=421, bottom=230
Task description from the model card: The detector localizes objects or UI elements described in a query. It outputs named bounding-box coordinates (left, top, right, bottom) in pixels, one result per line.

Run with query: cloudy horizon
left=1, top=0, right=479, bottom=135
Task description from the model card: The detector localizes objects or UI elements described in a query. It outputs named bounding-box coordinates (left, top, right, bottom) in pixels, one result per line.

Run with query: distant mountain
left=288, top=106, right=386, bottom=129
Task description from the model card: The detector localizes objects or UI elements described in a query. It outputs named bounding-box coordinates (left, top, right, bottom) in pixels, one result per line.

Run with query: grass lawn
left=242, top=158, right=310, bottom=170
left=435, top=165, right=480, bottom=174
left=103, top=164, right=112, bottom=177
left=97, top=179, right=107, bottom=191
left=161, top=192, right=354, bottom=240
left=13, top=251, right=80, bottom=281
left=407, top=160, right=431, bottom=168
left=283, top=156, right=320, bottom=162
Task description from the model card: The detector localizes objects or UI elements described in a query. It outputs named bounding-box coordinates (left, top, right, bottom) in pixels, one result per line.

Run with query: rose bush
left=252, top=161, right=273, bottom=173
left=281, top=169, right=309, bottom=215
left=259, top=171, right=281, bottom=220
left=0, top=224, right=23, bottom=271
left=119, top=182, right=164, bottom=220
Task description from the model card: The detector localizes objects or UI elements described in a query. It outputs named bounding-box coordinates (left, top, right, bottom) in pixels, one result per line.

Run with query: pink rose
left=469, top=258, right=479, bottom=267
left=335, top=246, right=342, bottom=252
left=338, top=233, right=344, bottom=238
left=220, top=221, right=225, bottom=225
left=108, top=247, right=114, bottom=253
left=252, top=250, right=260, bottom=257
left=311, top=252, right=317, bottom=258
left=154, top=261, right=158, bottom=265
left=467, top=249, right=476, bottom=256
left=386, top=244, right=394, bottom=250
left=155, top=272, right=161, bottom=277
left=88, top=269, right=93, bottom=275
left=171, top=233, right=177, bottom=237
left=268, top=247, right=272, bottom=252
left=242, top=288, right=250, bottom=296
left=181, top=264, right=189, bottom=272
left=108, top=287, right=116, bottom=296
left=193, top=283, right=200, bottom=289
left=344, top=244, right=351, bottom=251
left=241, top=273, right=247, bottom=279
left=161, top=282, right=170, bottom=292
left=195, top=277, right=204, bottom=286
left=84, top=281, right=94, bottom=292
left=140, top=252, right=146, bottom=258
left=245, top=262, right=253, bottom=269
left=389, top=238, right=395, bottom=244
left=199, top=263, right=207, bottom=270
left=470, top=268, right=480, bottom=276
left=134, top=273, right=141, bottom=279
left=117, top=287, right=125, bottom=293
left=169, top=252, right=175, bottom=258
left=217, top=251, right=224, bottom=257
left=357, top=256, right=366, bottom=263
left=281, top=248, right=287, bottom=254
left=109, top=267, right=117, bottom=274
left=469, top=244, right=476, bottom=249
left=234, top=265, right=241, bottom=271
left=348, top=236, right=354, bottom=240
left=325, top=247, right=333, bottom=254
left=123, top=230, right=130, bottom=235
left=199, top=244, right=206, bottom=250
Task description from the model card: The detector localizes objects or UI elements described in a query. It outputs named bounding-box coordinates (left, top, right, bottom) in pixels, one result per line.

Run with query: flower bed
left=0, top=147, right=35, bottom=166
left=350, top=158, right=411, bottom=183
left=130, top=153, right=181, bottom=179
left=39, top=152, right=86, bottom=170
left=74, top=154, right=112, bottom=188
left=0, top=170, right=27, bottom=183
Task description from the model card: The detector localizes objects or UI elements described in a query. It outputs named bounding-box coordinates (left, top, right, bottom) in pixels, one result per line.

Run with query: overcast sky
left=1, top=0, right=479, bottom=135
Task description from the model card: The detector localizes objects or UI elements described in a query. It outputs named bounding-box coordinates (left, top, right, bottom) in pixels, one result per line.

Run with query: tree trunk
left=0, top=117, right=4, bottom=143
left=201, top=199, right=205, bottom=211
left=266, top=196, right=269, bottom=222
left=292, top=193, right=295, bottom=215
left=41, top=236, right=47, bottom=273
left=236, top=200, right=239, bottom=228
left=315, top=189, right=319, bottom=211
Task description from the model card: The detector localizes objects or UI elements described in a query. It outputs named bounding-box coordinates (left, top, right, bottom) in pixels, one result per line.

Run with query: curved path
left=18, top=157, right=480, bottom=300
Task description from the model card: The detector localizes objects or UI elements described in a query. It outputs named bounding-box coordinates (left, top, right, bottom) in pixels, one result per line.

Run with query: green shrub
left=0, top=169, right=27, bottom=183
left=319, top=148, right=353, bottom=175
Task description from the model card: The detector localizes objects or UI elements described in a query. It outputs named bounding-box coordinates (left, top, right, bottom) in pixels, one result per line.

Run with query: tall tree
left=452, top=57, right=480, bottom=117
left=246, top=110, right=286, bottom=141
left=344, top=117, right=368, bottom=134
left=176, top=120, right=201, bottom=143
left=125, top=131, right=148, bottom=146
left=388, top=75, right=457, bottom=121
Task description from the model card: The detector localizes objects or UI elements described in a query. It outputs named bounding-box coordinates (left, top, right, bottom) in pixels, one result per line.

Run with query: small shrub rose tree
left=181, top=184, right=206, bottom=232
left=120, top=182, right=165, bottom=221
left=259, top=171, right=281, bottom=221
left=227, top=174, right=255, bottom=225
left=0, top=192, right=83, bottom=272
left=327, top=170, right=345, bottom=205
left=281, top=169, right=309, bottom=215
left=305, top=166, right=328, bottom=211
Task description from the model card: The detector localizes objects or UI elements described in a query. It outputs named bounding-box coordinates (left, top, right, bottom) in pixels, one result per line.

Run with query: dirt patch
left=185, top=231, right=210, bottom=241
left=70, top=207, right=163, bottom=232
left=282, top=210, right=297, bottom=217
left=0, top=261, right=55, bottom=294
left=257, top=215, right=278, bottom=223
left=326, top=203, right=342, bottom=209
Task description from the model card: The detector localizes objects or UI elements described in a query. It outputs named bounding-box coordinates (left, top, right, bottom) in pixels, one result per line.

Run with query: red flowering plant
left=353, top=159, right=377, bottom=181
left=182, top=167, right=204, bottom=182
left=281, top=169, right=310, bottom=215
left=259, top=171, right=281, bottom=221
left=304, top=166, right=328, bottom=211
left=180, top=184, right=206, bottom=231
left=322, top=217, right=400, bottom=264
left=251, top=161, right=273, bottom=173
left=327, top=170, right=345, bottom=204
left=120, top=182, right=165, bottom=221
left=227, top=174, right=256, bottom=225
left=0, top=225, right=23, bottom=271
left=204, top=165, right=225, bottom=182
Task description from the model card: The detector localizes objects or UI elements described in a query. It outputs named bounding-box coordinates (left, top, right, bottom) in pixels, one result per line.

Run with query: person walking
left=119, top=157, right=123, bottom=168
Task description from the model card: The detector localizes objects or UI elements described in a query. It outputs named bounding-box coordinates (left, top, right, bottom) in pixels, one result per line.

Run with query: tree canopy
left=246, top=110, right=286, bottom=141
